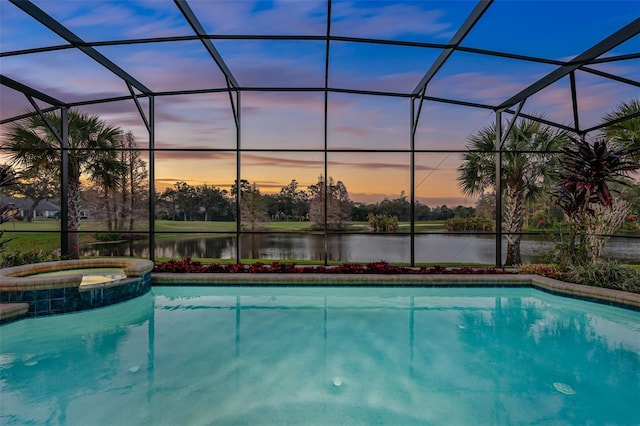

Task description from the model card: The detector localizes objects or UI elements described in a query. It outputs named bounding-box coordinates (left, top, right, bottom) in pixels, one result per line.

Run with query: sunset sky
left=1, top=0, right=639, bottom=206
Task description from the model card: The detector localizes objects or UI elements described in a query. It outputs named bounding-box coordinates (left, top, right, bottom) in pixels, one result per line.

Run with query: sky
left=1, top=0, right=639, bottom=206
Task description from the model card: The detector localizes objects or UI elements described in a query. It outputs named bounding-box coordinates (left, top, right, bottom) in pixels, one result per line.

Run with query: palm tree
left=602, top=98, right=640, bottom=159
left=0, top=164, right=19, bottom=189
left=5, top=110, right=124, bottom=259
left=457, top=118, right=570, bottom=266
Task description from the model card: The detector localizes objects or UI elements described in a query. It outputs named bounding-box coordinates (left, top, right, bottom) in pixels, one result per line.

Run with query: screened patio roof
left=1, top=0, right=639, bottom=135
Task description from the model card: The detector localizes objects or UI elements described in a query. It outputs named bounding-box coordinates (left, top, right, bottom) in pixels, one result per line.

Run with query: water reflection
left=80, top=233, right=640, bottom=264
left=2, top=289, right=638, bottom=425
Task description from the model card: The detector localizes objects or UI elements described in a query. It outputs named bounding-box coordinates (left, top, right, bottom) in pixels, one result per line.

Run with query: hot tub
left=0, top=258, right=153, bottom=319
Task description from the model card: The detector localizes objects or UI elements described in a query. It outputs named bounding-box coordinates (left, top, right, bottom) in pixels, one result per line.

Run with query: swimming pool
left=1, top=286, right=639, bottom=425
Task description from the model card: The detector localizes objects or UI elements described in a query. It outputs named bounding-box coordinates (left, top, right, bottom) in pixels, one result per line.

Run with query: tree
left=0, top=164, right=20, bottom=252
left=5, top=110, right=124, bottom=258
left=230, top=179, right=251, bottom=197
left=377, top=191, right=411, bottom=221
left=601, top=98, right=640, bottom=227
left=172, top=181, right=198, bottom=221
left=197, top=185, right=233, bottom=221
left=117, top=131, right=148, bottom=231
left=601, top=98, right=640, bottom=162
left=275, top=179, right=309, bottom=221
left=240, top=182, right=267, bottom=230
left=308, top=175, right=351, bottom=230
left=89, top=146, right=127, bottom=231
left=0, top=164, right=19, bottom=191
left=12, top=168, right=58, bottom=222
left=474, top=192, right=495, bottom=220
left=457, top=118, right=569, bottom=265
left=86, top=131, right=147, bottom=232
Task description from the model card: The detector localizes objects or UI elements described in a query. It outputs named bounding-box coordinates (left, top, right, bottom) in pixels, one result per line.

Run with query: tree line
left=156, top=178, right=475, bottom=230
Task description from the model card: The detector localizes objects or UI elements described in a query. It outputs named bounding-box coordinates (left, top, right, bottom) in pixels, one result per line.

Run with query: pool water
left=28, top=267, right=127, bottom=285
left=1, top=287, right=639, bottom=425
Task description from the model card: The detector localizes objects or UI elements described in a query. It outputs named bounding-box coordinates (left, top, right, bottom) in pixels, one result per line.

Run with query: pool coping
left=152, top=273, right=640, bottom=311
left=0, top=258, right=154, bottom=291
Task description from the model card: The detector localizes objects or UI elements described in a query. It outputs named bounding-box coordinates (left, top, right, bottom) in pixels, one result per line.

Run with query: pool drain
left=553, top=382, right=575, bottom=395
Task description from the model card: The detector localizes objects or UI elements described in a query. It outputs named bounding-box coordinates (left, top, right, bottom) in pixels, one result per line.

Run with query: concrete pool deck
left=152, top=273, right=640, bottom=311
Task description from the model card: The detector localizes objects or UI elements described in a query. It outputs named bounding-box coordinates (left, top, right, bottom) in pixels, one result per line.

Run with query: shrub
left=565, top=260, right=640, bottom=293
left=368, top=214, right=398, bottom=232
left=93, top=232, right=124, bottom=242
left=446, top=217, right=494, bottom=232
left=517, top=263, right=566, bottom=280
left=1, top=250, right=61, bottom=268
left=152, top=258, right=512, bottom=275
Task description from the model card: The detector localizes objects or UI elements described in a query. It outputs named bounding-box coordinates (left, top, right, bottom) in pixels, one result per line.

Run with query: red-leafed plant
left=153, top=258, right=511, bottom=275
left=551, top=136, right=639, bottom=265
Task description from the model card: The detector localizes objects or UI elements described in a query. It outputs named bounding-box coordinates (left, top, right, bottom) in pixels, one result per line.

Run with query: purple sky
left=1, top=0, right=639, bottom=205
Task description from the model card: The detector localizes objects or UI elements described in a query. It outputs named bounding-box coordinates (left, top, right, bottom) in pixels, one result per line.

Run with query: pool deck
left=153, top=273, right=640, bottom=311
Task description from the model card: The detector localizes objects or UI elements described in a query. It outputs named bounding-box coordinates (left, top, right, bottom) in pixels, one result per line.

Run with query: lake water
left=81, top=233, right=640, bottom=265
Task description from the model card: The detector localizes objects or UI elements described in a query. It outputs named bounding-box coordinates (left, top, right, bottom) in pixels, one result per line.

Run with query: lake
left=81, top=233, right=640, bottom=265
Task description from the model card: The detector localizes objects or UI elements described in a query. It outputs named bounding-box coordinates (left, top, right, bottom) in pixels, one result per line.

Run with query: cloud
left=1, top=50, right=130, bottom=104
left=332, top=160, right=433, bottom=172
left=155, top=151, right=236, bottom=161
left=97, top=42, right=228, bottom=92
left=190, top=0, right=327, bottom=35
left=242, top=91, right=326, bottom=114
left=214, top=39, right=326, bottom=87
left=53, top=2, right=192, bottom=41
left=428, top=71, right=531, bottom=106
left=329, top=125, right=369, bottom=138
left=242, top=153, right=322, bottom=168
left=331, top=2, right=452, bottom=40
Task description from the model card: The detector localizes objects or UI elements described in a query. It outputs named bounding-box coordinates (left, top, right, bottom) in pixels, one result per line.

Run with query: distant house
left=0, top=197, right=60, bottom=219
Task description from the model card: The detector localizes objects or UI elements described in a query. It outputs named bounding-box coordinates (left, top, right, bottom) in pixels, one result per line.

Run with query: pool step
left=0, top=303, right=29, bottom=324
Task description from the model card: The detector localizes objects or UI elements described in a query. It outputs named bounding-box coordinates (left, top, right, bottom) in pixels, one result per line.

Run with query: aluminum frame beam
left=322, top=0, right=333, bottom=265
left=0, top=74, right=66, bottom=107
left=174, top=0, right=239, bottom=89
left=497, top=17, right=640, bottom=111
left=412, top=0, right=493, bottom=96
left=9, top=0, right=152, bottom=95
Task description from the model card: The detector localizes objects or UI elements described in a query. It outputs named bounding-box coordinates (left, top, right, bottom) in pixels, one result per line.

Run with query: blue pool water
left=1, top=286, right=639, bottom=425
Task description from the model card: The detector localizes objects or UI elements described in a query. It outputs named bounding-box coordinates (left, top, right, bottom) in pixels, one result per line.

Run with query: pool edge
left=152, top=273, right=640, bottom=311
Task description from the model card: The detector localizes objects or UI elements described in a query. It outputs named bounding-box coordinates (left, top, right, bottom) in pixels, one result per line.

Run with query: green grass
left=1, top=220, right=61, bottom=252
left=155, top=220, right=236, bottom=233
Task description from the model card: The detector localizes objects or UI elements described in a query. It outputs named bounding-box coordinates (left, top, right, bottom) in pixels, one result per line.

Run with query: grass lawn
left=1, top=220, right=62, bottom=252
left=0, top=219, right=448, bottom=252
